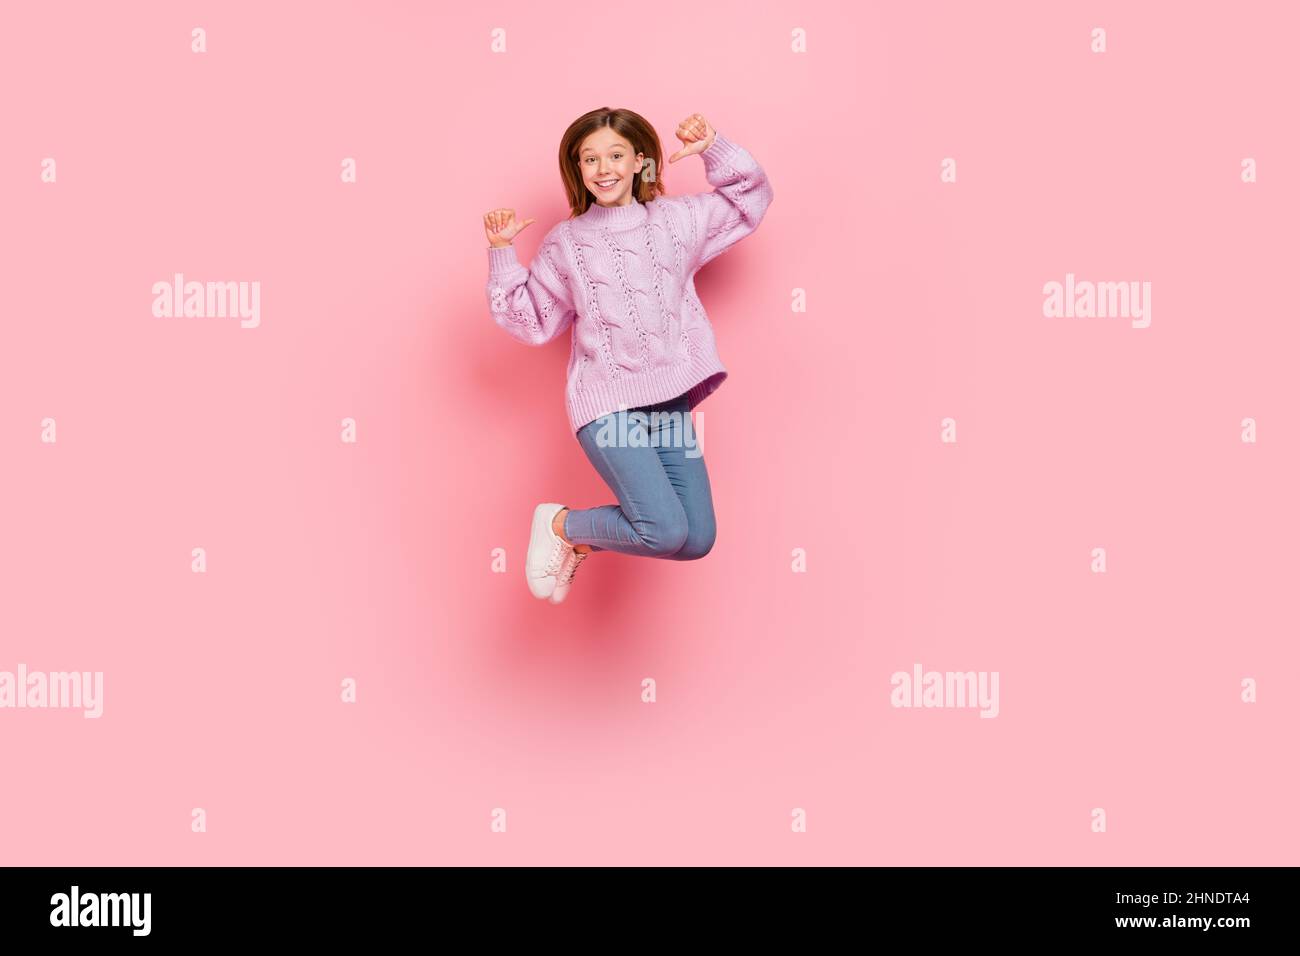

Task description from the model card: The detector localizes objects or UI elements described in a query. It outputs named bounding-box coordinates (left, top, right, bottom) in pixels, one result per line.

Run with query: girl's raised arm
left=483, top=212, right=576, bottom=347
left=678, top=129, right=774, bottom=271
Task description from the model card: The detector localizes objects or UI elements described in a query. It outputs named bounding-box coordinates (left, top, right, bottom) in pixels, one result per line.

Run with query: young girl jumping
left=482, top=107, right=773, bottom=603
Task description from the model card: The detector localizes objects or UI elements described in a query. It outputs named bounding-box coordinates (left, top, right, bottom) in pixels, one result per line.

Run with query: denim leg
left=563, top=395, right=715, bottom=560
left=648, top=398, right=717, bottom=561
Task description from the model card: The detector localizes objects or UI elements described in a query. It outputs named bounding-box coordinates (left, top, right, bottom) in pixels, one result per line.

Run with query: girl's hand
left=483, top=208, right=536, bottom=248
left=667, top=113, right=716, bottom=163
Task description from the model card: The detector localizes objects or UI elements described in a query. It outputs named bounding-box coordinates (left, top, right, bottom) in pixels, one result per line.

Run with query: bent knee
left=633, top=511, right=690, bottom=557
left=671, top=520, right=717, bottom=561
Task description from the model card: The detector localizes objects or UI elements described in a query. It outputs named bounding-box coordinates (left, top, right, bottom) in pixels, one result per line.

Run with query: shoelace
left=556, top=548, right=588, bottom=586
left=542, top=537, right=569, bottom=575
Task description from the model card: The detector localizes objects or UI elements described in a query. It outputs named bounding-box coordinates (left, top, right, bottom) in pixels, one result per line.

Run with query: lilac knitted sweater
left=485, top=131, right=774, bottom=434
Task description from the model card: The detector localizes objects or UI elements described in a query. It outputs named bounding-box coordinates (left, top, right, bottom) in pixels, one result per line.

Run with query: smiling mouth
left=595, top=179, right=619, bottom=189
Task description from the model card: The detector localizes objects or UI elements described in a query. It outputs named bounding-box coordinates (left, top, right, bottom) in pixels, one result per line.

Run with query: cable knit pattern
left=485, top=130, right=773, bottom=434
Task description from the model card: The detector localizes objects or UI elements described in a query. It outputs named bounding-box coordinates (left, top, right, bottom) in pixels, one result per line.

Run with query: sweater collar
left=577, top=196, right=648, bottom=227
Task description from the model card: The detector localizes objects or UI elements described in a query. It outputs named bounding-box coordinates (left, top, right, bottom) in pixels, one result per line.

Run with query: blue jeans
left=562, top=393, right=716, bottom=560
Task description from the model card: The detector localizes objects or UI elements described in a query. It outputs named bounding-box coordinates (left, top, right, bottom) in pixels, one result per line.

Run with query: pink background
left=2, top=1, right=1296, bottom=865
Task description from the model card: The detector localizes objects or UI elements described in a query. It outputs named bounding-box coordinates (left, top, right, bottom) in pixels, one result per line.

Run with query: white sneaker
left=548, top=545, right=590, bottom=604
left=525, top=502, right=571, bottom=599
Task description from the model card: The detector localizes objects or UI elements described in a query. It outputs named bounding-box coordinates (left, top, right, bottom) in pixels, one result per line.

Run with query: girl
left=483, top=108, right=773, bottom=603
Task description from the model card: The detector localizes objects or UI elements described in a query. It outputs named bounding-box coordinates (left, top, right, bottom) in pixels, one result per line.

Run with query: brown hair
left=558, top=107, right=666, bottom=218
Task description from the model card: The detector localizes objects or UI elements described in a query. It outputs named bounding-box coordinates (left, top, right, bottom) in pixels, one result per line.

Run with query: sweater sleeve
left=485, top=231, right=577, bottom=347
left=684, top=130, right=774, bottom=271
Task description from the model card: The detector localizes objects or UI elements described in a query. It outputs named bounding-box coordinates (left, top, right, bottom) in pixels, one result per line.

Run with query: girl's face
left=578, top=128, right=644, bottom=207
